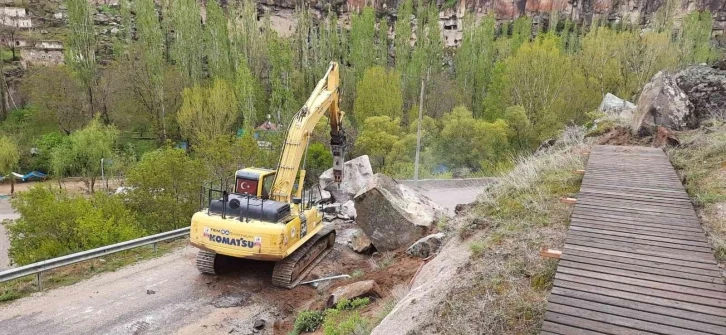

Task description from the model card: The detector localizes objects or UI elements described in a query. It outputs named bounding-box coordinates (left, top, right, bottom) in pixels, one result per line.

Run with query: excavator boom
left=271, top=62, right=345, bottom=203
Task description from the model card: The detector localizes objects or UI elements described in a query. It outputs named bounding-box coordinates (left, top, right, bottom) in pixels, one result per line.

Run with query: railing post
left=153, top=242, right=157, bottom=253
left=37, top=271, right=42, bottom=291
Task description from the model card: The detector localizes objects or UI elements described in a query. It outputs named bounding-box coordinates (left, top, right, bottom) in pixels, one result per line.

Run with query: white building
left=0, top=7, right=31, bottom=28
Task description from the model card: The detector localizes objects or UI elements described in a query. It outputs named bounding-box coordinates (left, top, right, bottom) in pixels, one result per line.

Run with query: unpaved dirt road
left=0, top=184, right=486, bottom=335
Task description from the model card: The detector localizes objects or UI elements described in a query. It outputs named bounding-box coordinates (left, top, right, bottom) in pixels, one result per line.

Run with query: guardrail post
left=153, top=242, right=157, bottom=253
left=37, top=271, right=42, bottom=291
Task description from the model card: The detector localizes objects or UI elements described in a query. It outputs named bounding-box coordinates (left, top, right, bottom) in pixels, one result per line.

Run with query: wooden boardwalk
left=541, top=145, right=726, bottom=335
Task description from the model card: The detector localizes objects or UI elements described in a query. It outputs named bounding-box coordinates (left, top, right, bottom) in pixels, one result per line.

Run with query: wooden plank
left=541, top=320, right=608, bottom=335
left=577, top=195, right=695, bottom=211
left=566, top=231, right=713, bottom=256
left=547, top=301, right=709, bottom=335
left=555, top=273, right=726, bottom=309
left=562, top=248, right=723, bottom=278
left=543, top=311, right=659, bottom=335
left=551, top=287, right=726, bottom=329
left=578, top=190, right=693, bottom=204
left=570, top=214, right=706, bottom=234
left=576, top=198, right=697, bottom=215
left=571, top=207, right=702, bottom=227
left=558, top=260, right=725, bottom=291
left=565, top=240, right=717, bottom=265
left=569, top=218, right=708, bottom=241
left=554, top=279, right=726, bottom=317
left=579, top=185, right=690, bottom=199
left=565, top=244, right=719, bottom=272
left=560, top=254, right=722, bottom=283
left=568, top=226, right=712, bottom=249
left=575, top=203, right=700, bottom=221
left=557, top=267, right=726, bottom=299
left=577, top=193, right=695, bottom=208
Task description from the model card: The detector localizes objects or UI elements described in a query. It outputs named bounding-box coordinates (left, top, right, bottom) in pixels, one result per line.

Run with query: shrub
left=6, top=186, right=143, bottom=265
left=335, top=297, right=371, bottom=311
left=293, top=310, right=324, bottom=333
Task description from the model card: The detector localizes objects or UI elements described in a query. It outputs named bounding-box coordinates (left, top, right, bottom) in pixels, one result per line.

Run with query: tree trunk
left=88, top=86, right=95, bottom=118
left=10, top=177, right=14, bottom=195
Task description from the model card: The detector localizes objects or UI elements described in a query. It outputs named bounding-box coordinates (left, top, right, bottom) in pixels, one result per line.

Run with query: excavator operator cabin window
left=261, top=174, right=275, bottom=199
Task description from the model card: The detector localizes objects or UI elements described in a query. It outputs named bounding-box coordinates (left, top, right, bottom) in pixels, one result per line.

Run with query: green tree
left=456, top=13, right=496, bottom=116
left=23, top=66, right=87, bottom=134
left=235, top=58, right=260, bottom=131
left=577, top=27, right=624, bottom=96
left=503, top=35, right=574, bottom=141
left=394, top=0, right=413, bottom=100
left=169, top=0, right=204, bottom=84
left=304, top=142, right=332, bottom=185
left=205, top=0, right=233, bottom=81
left=50, top=117, right=119, bottom=193
left=354, top=116, right=401, bottom=170
left=177, top=79, right=239, bottom=145
left=679, top=11, right=716, bottom=65
left=195, top=133, right=260, bottom=181
left=435, top=106, right=510, bottom=172
left=377, top=18, right=389, bottom=68
left=7, top=187, right=142, bottom=265
left=0, top=136, right=19, bottom=194
left=134, top=0, right=169, bottom=141
left=126, top=148, right=207, bottom=232
left=503, top=105, right=531, bottom=151
left=65, top=0, right=98, bottom=120
left=349, top=7, right=376, bottom=81
left=353, top=67, right=403, bottom=124
left=268, top=36, right=298, bottom=126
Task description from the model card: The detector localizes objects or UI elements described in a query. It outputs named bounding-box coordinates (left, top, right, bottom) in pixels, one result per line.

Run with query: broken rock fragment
left=406, top=233, right=445, bottom=258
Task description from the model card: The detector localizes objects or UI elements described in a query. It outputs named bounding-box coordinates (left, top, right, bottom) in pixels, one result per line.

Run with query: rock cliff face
left=256, top=0, right=725, bottom=46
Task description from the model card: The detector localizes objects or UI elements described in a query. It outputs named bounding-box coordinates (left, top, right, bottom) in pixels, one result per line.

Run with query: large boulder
left=632, top=71, right=695, bottom=135
left=354, top=174, right=445, bottom=251
left=320, top=155, right=373, bottom=204
left=675, top=65, right=726, bottom=121
left=599, top=93, right=635, bottom=120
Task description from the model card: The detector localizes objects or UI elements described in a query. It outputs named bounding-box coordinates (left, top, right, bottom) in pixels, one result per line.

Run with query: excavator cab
left=235, top=168, right=276, bottom=199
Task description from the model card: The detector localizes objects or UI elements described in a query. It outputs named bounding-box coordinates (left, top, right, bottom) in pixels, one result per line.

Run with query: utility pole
left=413, top=78, right=424, bottom=187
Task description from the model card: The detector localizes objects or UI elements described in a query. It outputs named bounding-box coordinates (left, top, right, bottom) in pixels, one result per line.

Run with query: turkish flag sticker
left=236, top=179, right=258, bottom=195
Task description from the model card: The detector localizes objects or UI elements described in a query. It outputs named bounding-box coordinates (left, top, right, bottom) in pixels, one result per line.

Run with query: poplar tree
left=455, top=13, right=495, bottom=117
left=170, top=0, right=203, bottom=85
left=205, top=0, right=233, bottom=82
left=65, top=0, right=98, bottom=120
left=377, top=18, right=389, bottom=68
left=134, top=0, right=168, bottom=140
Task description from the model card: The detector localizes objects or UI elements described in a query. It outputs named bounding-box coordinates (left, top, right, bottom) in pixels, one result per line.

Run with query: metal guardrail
left=0, top=227, right=190, bottom=290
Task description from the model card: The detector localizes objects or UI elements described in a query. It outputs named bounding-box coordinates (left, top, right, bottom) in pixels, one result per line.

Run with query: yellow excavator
left=189, top=62, right=345, bottom=288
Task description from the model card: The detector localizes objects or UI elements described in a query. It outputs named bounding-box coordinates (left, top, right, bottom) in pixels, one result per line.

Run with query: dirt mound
left=596, top=126, right=650, bottom=146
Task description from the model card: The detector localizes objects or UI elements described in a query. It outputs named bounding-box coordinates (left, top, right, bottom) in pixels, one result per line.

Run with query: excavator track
left=272, top=225, right=336, bottom=289
left=196, top=250, right=217, bottom=275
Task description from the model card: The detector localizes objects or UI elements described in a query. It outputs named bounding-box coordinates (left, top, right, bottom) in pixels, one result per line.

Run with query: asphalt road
left=0, top=184, right=486, bottom=335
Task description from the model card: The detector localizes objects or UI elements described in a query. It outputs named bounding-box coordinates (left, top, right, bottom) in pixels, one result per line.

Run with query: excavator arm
left=270, top=62, right=345, bottom=204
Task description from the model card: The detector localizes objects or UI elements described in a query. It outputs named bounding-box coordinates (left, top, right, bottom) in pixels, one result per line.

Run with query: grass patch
left=434, top=127, right=588, bottom=334
left=0, top=239, right=186, bottom=304
left=668, top=122, right=726, bottom=262
left=291, top=298, right=372, bottom=335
